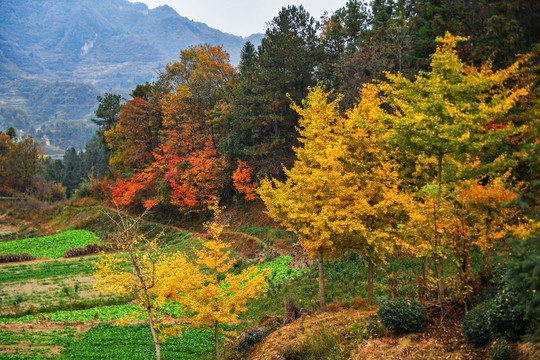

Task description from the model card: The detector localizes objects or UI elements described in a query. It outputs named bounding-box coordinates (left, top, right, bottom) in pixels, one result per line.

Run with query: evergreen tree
left=62, top=147, right=84, bottom=197
left=91, top=93, right=123, bottom=132
left=83, top=133, right=110, bottom=179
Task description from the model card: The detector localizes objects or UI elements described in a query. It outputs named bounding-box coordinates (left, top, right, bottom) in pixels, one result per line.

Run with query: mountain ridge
left=0, top=0, right=262, bottom=154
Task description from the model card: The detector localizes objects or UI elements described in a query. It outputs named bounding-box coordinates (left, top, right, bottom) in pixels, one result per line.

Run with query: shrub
left=463, top=289, right=530, bottom=348
left=377, top=298, right=427, bottom=334
left=73, top=179, right=91, bottom=199
left=488, top=290, right=529, bottom=342
left=48, top=181, right=67, bottom=202
left=462, top=302, right=492, bottom=347
left=490, top=338, right=513, bottom=360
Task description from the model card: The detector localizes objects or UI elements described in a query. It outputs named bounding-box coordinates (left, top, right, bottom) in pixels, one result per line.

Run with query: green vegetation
left=0, top=296, right=131, bottom=321
left=242, top=254, right=423, bottom=322
left=0, top=326, right=79, bottom=359
left=0, top=304, right=144, bottom=324
left=0, top=257, right=95, bottom=283
left=60, top=324, right=216, bottom=360
left=0, top=230, right=99, bottom=259
left=259, top=256, right=308, bottom=285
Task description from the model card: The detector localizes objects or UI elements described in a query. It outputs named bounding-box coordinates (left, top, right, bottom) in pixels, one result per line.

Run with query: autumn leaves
left=259, top=33, right=529, bottom=310
left=93, top=204, right=269, bottom=360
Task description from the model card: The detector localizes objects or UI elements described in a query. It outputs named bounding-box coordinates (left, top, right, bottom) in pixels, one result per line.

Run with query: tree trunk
left=367, top=258, right=374, bottom=306
left=434, top=153, right=445, bottom=306
left=215, top=322, right=220, bottom=360
left=434, top=257, right=444, bottom=305
left=484, top=218, right=493, bottom=279
left=318, top=247, right=327, bottom=312
left=146, top=306, right=161, bottom=360
left=422, top=257, right=428, bottom=279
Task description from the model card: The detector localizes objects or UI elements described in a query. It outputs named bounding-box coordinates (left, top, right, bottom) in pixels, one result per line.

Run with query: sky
left=133, top=0, right=349, bottom=37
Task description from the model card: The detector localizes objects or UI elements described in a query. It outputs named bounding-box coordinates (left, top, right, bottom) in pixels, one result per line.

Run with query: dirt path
left=0, top=224, right=18, bottom=236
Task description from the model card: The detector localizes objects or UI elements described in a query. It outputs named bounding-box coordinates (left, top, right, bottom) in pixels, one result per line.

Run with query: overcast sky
left=133, top=0, right=349, bottom=37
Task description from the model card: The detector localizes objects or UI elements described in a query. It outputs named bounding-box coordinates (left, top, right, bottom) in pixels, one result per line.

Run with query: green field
left=0, top=230, right=99, bottom=259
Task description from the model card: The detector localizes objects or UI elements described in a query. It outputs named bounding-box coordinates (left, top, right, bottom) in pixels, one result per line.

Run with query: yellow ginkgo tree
left=155, top=203, right=270, bottom=360
left=93, top=209, right=190, bottom=360
left=258, top=84, right=409, bottom=308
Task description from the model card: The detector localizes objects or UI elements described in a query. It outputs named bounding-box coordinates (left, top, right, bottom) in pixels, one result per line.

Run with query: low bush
left=461, top=302, right=492, bottom=347
left=488, top=290, right=529, bottom=342
left=462, top=292, right=529, bottom=348
left=377, top=298, right=427, bottom=334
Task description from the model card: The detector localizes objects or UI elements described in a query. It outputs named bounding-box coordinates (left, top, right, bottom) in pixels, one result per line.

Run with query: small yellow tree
left=155, top=203, right=270, bottom=360
left=94, top=205, right=267, bottom=360
left=93, top=210, right=171, bottom=360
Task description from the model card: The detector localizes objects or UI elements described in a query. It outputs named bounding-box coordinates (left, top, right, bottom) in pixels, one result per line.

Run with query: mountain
left=0, top=0, right=262, bottom=155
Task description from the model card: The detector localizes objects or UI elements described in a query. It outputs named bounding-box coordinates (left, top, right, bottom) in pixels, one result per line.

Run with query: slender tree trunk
left=318, top=247, right=327, bottom=312
left=215, top=322, right=220, bottom=360
left=434, top=153, right=445, bottom=306
left=367, top=258, right=374, bottom=306
left=422, top=257, right=428, bottom=279
left=484, top=218, right=493, bottom=279
left=130, top=250, right=161, bottom=360
left=146, top=305, right=161, bottom=360
left=418, top=257, right=429, bottom=301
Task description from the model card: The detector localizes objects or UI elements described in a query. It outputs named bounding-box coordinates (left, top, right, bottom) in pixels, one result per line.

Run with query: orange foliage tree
left=456, top=175, right=518, bottom=277
left=106, top=96, right=161, bottom=174
left=232, top=160, right=258, bottom=201
left=107, top=44, right=235, bottom=213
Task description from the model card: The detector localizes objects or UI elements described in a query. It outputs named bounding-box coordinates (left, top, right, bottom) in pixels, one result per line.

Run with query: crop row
left=0, top=230, right=99, bottom=259
left=60, top=324, right=215, bottom=359
left=0, top=327, right=78, bottom=359
left=0, top=257, right=95, bottom=284
left=0, top=304, right=144, bottom=324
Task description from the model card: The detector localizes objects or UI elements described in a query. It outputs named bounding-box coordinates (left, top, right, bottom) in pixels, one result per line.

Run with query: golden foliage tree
left=94, top=204, right=268, bottom=360
left=152, top=203, right=269, bottom=360
left=93, top=209, right=180, bottom=360
left=258, top=85, right=409, bottom=308
left=380, top=32, right=528, bottom=303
